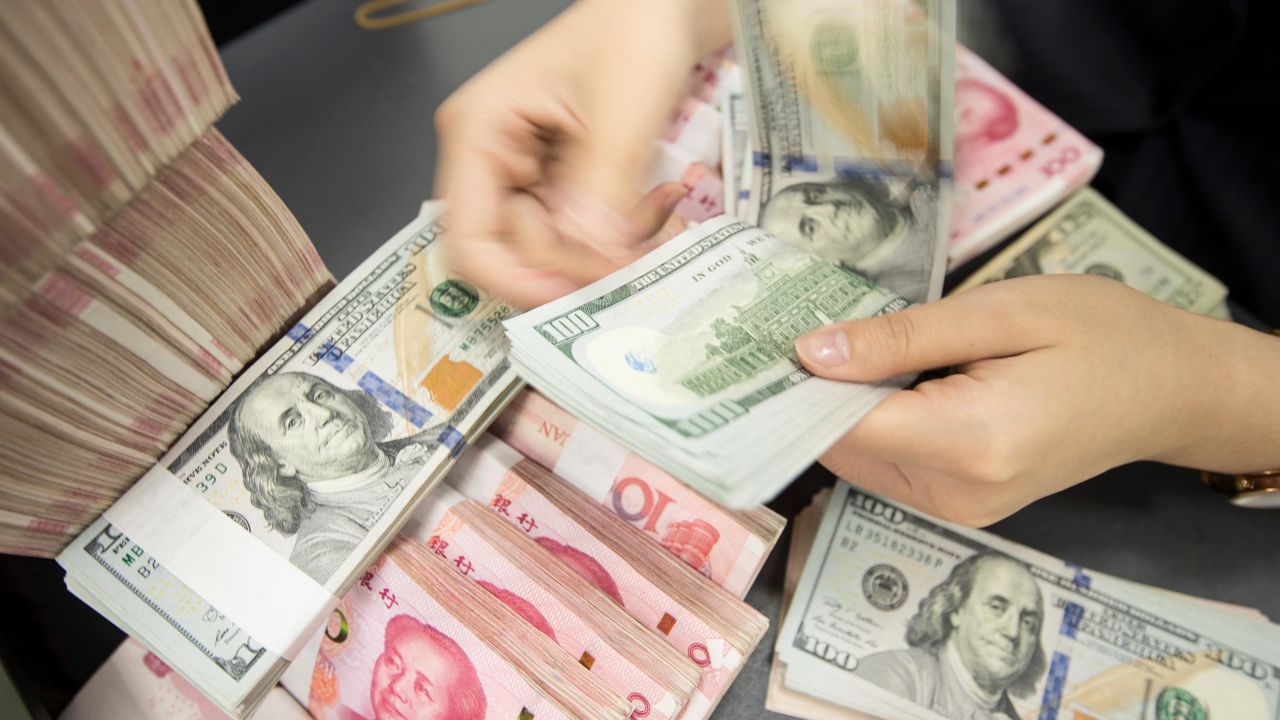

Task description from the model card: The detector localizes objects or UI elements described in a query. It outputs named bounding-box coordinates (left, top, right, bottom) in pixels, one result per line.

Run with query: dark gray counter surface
left=211, top=1, right=1276, bottom=716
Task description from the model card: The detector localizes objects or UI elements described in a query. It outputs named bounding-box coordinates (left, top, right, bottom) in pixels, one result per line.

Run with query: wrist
left=1152, top=318, right=1280, bottom=473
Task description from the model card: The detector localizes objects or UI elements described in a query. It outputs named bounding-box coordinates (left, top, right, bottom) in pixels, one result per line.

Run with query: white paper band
left=555, top=422, right=628, bottom=501
left=447, top=435, right=522, bottom=500
left=402, top=485, right=466, bottom=542
left=279, top=628, right=324, bottom=704
left=103, top=467, right=337, bottom=660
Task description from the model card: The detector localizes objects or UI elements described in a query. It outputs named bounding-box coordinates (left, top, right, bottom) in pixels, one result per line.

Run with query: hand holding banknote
left=434, top=0, right=732, bottom=307
left=795, top=273, right=1280, bottom=525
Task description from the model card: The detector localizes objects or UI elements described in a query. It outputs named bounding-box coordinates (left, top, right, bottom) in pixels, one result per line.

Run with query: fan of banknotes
left=0, top=0, right=333, bottom=557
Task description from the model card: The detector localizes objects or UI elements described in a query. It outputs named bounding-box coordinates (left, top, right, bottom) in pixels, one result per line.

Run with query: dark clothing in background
left=985, top=0, right=1280, bottom=325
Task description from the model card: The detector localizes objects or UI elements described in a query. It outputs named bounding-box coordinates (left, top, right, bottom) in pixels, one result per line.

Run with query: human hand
left=434, top=0, right=730, bottom=307
left=793, top=274, right=1252, bottom=526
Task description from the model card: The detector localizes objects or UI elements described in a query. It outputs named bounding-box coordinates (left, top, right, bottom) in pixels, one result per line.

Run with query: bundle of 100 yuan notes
left=0, top=0, right=331, bottom=557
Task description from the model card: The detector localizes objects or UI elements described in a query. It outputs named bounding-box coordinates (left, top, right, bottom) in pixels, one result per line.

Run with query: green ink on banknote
left=429, top=279, right=479, bottom=318
left=678, top=253, right=877, bottom=397
left=324, top=608, right=350, bottom=643
left=1157, top=687, right=1208, bottom=720
left=811, top=18, right=860, bottom=77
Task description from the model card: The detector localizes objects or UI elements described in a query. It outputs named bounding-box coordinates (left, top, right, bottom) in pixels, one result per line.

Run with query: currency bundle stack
left=491, top=387, right=786, bottom=598
left=314, top=538, right=633, bottom=720
left=0, top=1, right=332, bottom=556
left=62, top=421, right=782, bottom=720
left=57, top=208, right=521, bottom=716
left=434, top=434, right=771, bottom=718
left=57, top=206, right=784, bottom=717
left=504, top=216, right=914, bottom=507
left=0, top=0, right=236, bottom=260
left=767, top=484, right=1280, bottom=720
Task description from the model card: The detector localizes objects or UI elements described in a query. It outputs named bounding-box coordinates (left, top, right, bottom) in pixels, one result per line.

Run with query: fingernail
left=796, top=329, right=850, bottom=367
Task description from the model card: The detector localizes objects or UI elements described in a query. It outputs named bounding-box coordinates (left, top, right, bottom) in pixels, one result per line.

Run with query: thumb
left=794, top=283, right=1047, bottom=382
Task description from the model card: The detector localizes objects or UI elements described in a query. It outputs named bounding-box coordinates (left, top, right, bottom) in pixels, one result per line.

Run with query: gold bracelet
left=1200, top=328, right=1280, bottom=507
left=1201, top=469, right=1280, bottom=508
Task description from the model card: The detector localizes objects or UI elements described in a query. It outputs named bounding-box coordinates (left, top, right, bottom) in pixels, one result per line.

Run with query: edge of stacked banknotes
left=769, top=483, right=1280, bottom=719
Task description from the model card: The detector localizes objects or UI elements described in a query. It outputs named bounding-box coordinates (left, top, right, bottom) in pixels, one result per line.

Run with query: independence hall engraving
left=679, top=250, right=875, bottom=397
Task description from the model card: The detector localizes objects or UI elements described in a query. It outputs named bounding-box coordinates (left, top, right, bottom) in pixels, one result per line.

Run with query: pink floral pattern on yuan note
left=309, top=558, right=569, bottom=720
left=482, top=469, right=741, bottom=717
left=410, top=503, right=683, bottom=720
left=493, top=390, right=767, bottom=597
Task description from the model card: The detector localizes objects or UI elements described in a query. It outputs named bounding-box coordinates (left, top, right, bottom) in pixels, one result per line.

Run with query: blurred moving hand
left=436, top=1, right=1280, bottom=525
left=434, top=0, right=731, bottom=307
left=796, top=275, right=1280, bottom=526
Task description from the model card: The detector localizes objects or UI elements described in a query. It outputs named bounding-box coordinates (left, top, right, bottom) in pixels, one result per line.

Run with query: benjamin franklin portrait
left=228, top=371, right=437, bottom=583
left=759, top=176, right=934, bottom=302
left=854, top=553, right=1047, bottom=720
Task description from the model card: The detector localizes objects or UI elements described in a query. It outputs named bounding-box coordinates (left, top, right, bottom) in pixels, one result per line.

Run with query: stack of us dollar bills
left=505, top=217, right=913, bottom=508
left=58, top=207, right=523, bottom=716
left=505, top=0, right=960, bottom=508
left=769, top=484, right=1280, bottom=720
left=58, top=207, right=786, bottom=718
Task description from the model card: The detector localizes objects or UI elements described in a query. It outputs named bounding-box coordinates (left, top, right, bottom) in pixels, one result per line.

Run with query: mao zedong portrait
left=369, top=614, right=486, bottom=720
left=759, top=177, right=930, bottom=302
left=854, top=553, right=1047, bottom=720
left=955, top=76, right=1018, bottom=157
left=228, top=371, right=433, bottom=583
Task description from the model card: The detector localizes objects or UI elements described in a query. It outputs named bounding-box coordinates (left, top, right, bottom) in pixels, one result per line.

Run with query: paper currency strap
left=102, top=466, right=337, bottom=661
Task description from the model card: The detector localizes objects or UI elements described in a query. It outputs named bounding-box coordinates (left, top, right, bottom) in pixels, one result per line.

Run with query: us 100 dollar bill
left=955, top=188, right=1228, bottom=314
left=733, top=0, right=955, bottom=304
left=777, top=483, right=1280, bottom=720
left=58, top=206, right=521, bottom=716
left=504, top=216, right=908, bottom=507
